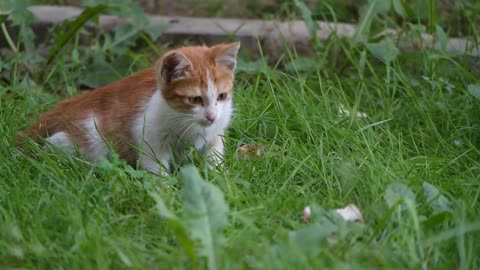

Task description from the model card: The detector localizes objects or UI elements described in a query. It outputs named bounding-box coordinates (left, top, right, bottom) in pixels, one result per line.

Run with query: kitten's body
left=19, top=43, right=240, bottom=174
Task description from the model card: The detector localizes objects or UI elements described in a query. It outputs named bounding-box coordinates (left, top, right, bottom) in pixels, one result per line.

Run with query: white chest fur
left=132, top=90, right=232, bottom=173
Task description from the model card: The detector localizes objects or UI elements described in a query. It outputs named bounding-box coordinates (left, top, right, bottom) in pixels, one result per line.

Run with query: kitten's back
left=19, top=68, right=157, bottom=147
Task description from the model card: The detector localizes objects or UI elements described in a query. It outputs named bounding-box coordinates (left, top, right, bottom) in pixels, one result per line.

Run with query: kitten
left=18, top=42, right=240, bottom=175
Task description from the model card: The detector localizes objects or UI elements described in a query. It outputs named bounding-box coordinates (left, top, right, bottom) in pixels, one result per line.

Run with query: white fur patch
left=81, top=114, right=108, bottom=160
left=205, top=70, right=217, bottom=105
left=132, top=90, right=169, bottom=173
left=45, top=132, right=75, bottom=154
left=132, top=82, right=233, bottom=173
left=205, top=70, right=218, bottom=121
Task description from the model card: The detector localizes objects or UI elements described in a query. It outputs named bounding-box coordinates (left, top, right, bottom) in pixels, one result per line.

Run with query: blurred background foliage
left=27, top=0, right=480, bottom=37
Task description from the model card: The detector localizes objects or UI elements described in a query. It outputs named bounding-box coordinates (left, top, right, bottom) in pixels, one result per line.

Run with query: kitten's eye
left=188, top=96, right=203, bottom=105
left=217, top=93, right=228, bottom=101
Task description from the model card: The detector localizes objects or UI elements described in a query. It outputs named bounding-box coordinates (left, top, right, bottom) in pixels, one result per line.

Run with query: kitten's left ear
left=212, top=42, right=240, bottom=73
left=156, top=51, right=192, bottom=85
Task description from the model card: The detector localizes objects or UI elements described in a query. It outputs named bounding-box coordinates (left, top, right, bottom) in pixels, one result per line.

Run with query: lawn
left=1, top=1, right=480, bottom=269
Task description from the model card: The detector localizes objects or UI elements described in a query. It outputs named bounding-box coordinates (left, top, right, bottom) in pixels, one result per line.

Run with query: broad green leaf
left=47, top=5, right=106, bottom=65
left=111, top=24, right=140, bottom=49
left=407, top=23, right=427, bottom=40
left=467, top=84, right=480, bottom=100
left=368, top=0, right=391, bottom=14
left=4, top=0, right=34, bottom=26
left=124, top=165, right=150, bottom=179
left=421, top=212, right=450, bottom=228
left=236, top=58, right=268, bottom=74
left=180, top=166, right=229, bottom=270
left=423, top=182, right=451, bottom=214
left=393, top=0, right=415, bottom=18
left=392, top=0, right=406, bottom=17
left=290, top=205, right=364, bottom=255
left=289, top=223, right=335, bottom=255
left=365, top=39, right=399, bottom=63
left=285, top=57, right=322, bottom=72
left=289, top=205, right=337, bottom=255
left=71, top=48, right=80, bottom=62
left=5, top=0, right=35, bottom=57
left=151, top=192, right=177, bottom=220
left=354, top=0, right=392, bottom=42
left=150, top=192, right=197, bottom=260
left=79, top=53, right=134, bottom=88
left=143, top=23, right=165, bottom=41
left=384, top=182, right=415, bottom=211
left=82, top=0, right=147, bottom=26
left=412, top=0, right=429, bottom=19
left=436, top=25, right=448, bottom=52
left=397, top=0, right=415, bottom=17
left=79, top=56, right=120, bottom=88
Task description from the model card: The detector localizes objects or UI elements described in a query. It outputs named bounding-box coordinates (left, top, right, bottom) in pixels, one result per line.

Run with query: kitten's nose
left=206, top=113, right=217, bottom=123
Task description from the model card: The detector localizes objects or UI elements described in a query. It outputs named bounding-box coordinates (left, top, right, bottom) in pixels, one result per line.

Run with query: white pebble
left=303, top=205, right=311, bottom=223
left=335, top=204, right=364, bottom=223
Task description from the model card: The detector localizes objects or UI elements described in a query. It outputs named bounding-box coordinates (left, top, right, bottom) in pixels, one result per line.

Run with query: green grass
left=2, top=2, right=480, bottom=269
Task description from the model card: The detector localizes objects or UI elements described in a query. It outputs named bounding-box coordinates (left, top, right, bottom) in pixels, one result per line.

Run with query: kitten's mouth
left=199, top=119, right=214, bottom=127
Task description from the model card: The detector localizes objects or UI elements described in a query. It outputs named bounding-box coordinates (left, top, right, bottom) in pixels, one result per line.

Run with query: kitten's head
left=156, top=42, right=240, bottom=127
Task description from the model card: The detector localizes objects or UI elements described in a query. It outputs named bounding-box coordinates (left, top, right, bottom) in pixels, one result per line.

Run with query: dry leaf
left=338, top=104, right=368, bottom=118
left=237, top=144, right=266, bottom=159
left=355, top=112, right=368, bottom=118
left=302, top=203, right=363, bottom=224
left=338, top=104, right=350, bottom=117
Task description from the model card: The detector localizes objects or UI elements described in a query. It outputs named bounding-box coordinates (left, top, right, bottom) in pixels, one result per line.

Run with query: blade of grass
left=1, top=15, right=17, bottom=54
left=0, top=14, right=8, bottom=24
left=354, top=0, right=377, bottom=43
left=46, top=5, right=106, bottom=65
left=356, top=118, right=393, bottom=133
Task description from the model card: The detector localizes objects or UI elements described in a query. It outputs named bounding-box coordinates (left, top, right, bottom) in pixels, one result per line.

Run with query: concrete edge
left=1, top=5, right=479, bottom=58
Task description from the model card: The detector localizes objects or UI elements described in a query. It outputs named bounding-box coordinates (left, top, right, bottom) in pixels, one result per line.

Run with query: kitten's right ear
left=213, top=42, right=240, bottom=73
left=156, top=52, right=192, bottom=85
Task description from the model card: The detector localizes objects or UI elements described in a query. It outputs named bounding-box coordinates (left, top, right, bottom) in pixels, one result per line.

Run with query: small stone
left=335, top=204, right=364, bottom=223
left=303, top=205, right=311, bottom=223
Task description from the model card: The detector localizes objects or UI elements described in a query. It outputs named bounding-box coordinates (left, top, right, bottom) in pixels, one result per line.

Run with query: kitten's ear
left=212, top=42, right=240, bottom=73
left=156, top=51, right=192, bottom=84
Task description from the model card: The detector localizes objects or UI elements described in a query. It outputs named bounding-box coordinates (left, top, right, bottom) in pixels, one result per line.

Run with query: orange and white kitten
left=19, top=42, right=240, bottom=174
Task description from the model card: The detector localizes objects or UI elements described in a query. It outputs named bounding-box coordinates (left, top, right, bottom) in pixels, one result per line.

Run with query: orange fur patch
left=158, top=45, right=236, bottom=110
left=19, top=43, right=239, bottom=165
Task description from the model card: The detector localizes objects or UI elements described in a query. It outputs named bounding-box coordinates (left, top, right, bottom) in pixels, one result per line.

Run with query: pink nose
left=206, top=113, right=217, bottom=122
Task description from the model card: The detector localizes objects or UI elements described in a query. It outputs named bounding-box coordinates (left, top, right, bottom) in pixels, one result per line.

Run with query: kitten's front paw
left=142, top=158, right=170, bottom=177
left=159, top=169, right=170, bottom=178
left=150, top=166, right=171, bottom=178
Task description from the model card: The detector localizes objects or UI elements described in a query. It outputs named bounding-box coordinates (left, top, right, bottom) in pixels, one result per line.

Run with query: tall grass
left=1, top=1, right=480, bottom=269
